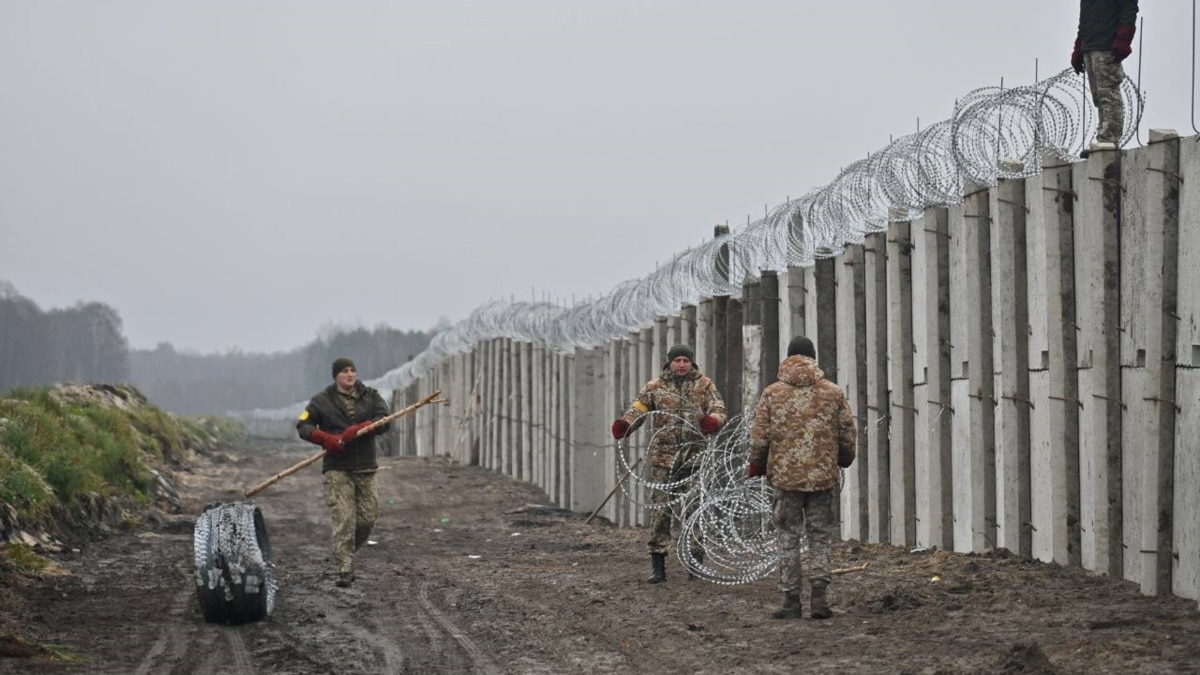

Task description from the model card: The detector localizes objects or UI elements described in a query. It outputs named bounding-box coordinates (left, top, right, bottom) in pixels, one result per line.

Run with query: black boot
left=810, top=582, right=832, bottom=619
left=770, top=591, right=802, bottom=619
left=647, top=553, right=666, bottom=584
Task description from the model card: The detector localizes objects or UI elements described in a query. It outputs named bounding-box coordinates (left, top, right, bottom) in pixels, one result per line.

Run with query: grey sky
left=1, top=1, right=1193, bottom=354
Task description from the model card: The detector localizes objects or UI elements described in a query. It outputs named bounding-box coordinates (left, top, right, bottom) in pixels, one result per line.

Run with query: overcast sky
left=1, top=1, right=1194, bottom=354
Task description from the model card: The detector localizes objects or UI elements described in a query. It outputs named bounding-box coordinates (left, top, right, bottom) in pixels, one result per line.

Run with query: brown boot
left=810, top=583, right=831, bottom=619
left=770, top=592, right=802, bottom=619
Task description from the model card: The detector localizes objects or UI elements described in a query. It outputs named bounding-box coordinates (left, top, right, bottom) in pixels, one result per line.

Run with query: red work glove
left=1070, top=37, right=1083, bottom=74
left=339, top=421, right=373, bottom=446
left=1112, top=24, right=1135, bottom=62
left=611, top=419, right=631, bottom=439
left=747, top=461, right=766, bottom=478
left=697, top=415, right=720, bottom=435
left=310, top=429, right=344, bottom=455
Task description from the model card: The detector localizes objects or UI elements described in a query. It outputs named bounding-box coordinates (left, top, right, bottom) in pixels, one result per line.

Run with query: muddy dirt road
left=3, top=440, right=1199, bottom=674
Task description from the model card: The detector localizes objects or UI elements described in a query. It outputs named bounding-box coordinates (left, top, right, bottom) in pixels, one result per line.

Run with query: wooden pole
left=584, top=456, right=642, bottom=525
left=244, top=390, right=444, bottom=498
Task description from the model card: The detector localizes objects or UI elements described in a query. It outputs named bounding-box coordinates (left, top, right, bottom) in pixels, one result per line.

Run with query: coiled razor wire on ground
left=613, top=411, right=854, bottom=585
left=246, top=68, right=1143, bottom=426
left=194, top=501, right=277, bottom=624
left=613, top=413, right=780, bottom=585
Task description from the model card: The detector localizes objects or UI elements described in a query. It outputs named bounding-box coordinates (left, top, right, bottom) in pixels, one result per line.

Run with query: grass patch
left=0, top=384, right=236, bottom=532
left=3, top=543, right=48, bottom=574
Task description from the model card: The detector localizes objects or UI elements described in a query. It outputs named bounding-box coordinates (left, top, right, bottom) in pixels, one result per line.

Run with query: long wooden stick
left=244, top=390, right=444, bottom=498
left=584, top=456, right=643, bottom=525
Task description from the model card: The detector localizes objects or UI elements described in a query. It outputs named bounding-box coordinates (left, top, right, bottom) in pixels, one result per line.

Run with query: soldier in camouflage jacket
left=612, top=344, right=726, bottom=583
left=748, top=336, right=856, bottom=619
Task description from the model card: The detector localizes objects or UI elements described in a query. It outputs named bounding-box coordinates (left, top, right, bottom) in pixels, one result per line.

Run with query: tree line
left=0, top=281, right=130, bottom=389
left=0, top=282, right=433, bottom=416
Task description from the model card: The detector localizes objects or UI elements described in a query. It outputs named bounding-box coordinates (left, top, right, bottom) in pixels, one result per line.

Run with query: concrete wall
left=395, top=133, right=1200, bottom=604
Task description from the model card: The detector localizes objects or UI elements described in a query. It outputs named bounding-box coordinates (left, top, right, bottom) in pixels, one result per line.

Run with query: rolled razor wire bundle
left=194, top=501, right=278, bottom=624
left=616, top=413, right=791, bottom=585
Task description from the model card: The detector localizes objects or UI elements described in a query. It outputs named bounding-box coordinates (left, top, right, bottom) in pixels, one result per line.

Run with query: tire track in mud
left=415, top=579, right=501, bottom=675
left=131, top=587, right=195, bottom=675
left=131, top=583, right=257, bottom=675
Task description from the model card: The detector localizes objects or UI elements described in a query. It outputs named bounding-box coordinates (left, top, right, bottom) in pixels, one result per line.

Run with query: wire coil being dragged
left=194, top=501, right=278, bottom=624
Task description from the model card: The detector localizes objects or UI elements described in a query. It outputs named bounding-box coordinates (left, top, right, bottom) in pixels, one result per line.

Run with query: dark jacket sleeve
left=1077, top=0, right=1138, bottom=50
left=296, top=399, right=323, bottom=442
left=1118, top=0, right=1138, bottom=26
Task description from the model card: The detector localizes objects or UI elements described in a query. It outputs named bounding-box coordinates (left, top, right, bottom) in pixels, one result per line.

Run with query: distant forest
left=0, top=282, right=434, bottom=415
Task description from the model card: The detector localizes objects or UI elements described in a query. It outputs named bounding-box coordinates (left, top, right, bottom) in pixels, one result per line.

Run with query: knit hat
left=786, top=336, right=816, bottom=359
left=331, top=357, right=356, bottom=379
left=663, top=344, right=696, bottom=370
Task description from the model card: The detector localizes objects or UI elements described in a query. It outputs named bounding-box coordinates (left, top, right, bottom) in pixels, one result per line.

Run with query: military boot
left=770, top=591, right=802, bottom=619
left=335, top=571, right=355, bottom=588
left=647, top=553, right=667, bottom=584
left=810, top=582, right=832, bottom=619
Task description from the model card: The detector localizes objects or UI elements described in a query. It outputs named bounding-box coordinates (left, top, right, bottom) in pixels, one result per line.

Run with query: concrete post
left=864, top=231, right=891, bottom=544
left=921, top=207, right=955, bottom=551
left=638, top=327, right=654, bottom=527
left=992, top=177, right=1033, bottom=558
left=785, top=266, right=807, bottom=360
left=489, top=339, right=501, bottom=470
left=653, top=318, right=668, bottom=377
left=1075, top=150, right=1124, bottom=576
left=1174, top=137, right=1200, bottom=604
left=521, top=342, right=534, bottom=482
left=816, top=258, right=839, bottom=385
left=964, top=183, right=997, bottom=552
left=726, top=296, right=745, bottom=417
left=887, top=218, right=916, bottom=547
left=681, top=305, right=697, bottom=353
left=1040, top=156, right=1082, bottom=566
left=761, top=270, right=781, bottom=386
left=1122, top=130, right=1181, bottom=594
left=605, top=340, right=623, bottom=524
left=667, top=315, right=682, bottom=351
left=837, top=244, right=869, bottom=541
left=571, top=349, right=607, bottom=513
left=743, top=277, right=763, bottom=402
left=532, top=344, right=545, bottom=486
left=549, top=351, right=562, bottom=504
left=697, top=299, right=714, bottom=383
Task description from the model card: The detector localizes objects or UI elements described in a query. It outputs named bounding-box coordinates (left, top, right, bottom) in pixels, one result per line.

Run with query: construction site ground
left=3, top=439, right=1199, bottom=674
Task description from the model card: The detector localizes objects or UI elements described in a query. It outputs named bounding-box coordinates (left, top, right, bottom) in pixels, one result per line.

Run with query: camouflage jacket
left=749, top=356, right=856, bottom=492
left=620, top=367, right=727, bottom=469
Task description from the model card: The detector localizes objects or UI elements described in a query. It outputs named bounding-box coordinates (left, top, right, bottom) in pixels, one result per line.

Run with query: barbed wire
left=245, top=69, right=1142, bottom=421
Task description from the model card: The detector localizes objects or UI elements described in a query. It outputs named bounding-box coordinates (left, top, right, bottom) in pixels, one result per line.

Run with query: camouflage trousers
left=1084, top=50, right=1126, bottom=144
left=774, top=489, right=835, bottom=593
left=646, top=464, right=701, bottom=556
left=324, top=469, right=379, bottom=574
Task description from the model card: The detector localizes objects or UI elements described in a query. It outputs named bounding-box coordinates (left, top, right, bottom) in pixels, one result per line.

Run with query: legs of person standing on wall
left=324, top=471, right=357, bottom=587
left=1084, top=50, right=1126, bottom=150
